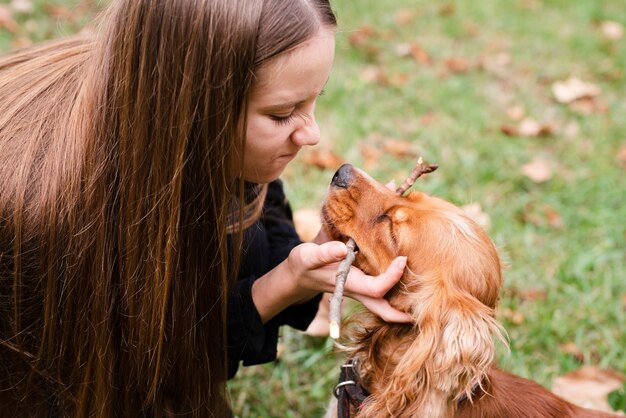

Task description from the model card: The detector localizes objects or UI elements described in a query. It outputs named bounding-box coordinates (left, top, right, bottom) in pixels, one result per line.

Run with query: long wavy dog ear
left=359, top=274, right=505, bottom=418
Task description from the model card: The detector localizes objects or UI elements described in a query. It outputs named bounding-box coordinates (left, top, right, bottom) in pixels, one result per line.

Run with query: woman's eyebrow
left=259, top=88, right=327, bottom=112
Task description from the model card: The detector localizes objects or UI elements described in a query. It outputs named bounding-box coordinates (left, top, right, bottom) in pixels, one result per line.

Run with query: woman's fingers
left=345, top=256, right=407, bottom=298
left=356, top=295, right=413, bottom=323
left=290, top=241, right=346, bottom=271
left=343, top=256, right=412, bottom=323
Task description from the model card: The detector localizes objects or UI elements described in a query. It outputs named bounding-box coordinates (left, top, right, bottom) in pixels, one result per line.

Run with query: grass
left=2, top=1, right=625, bottom=416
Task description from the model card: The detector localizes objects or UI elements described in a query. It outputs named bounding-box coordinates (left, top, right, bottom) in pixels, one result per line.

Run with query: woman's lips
left=276, top=152, right=298, bottom=161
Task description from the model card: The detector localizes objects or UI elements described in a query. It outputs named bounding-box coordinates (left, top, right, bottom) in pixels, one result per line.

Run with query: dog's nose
left=331, top=164, right=353, bottom=188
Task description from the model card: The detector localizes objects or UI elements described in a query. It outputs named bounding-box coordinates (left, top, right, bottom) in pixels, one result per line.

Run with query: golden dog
left=322, top=164, right=616, bottom=418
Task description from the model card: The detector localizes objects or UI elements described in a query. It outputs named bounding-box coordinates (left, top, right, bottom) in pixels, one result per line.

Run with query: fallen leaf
left=11, top=0, right=32, bottom=13
left=552, top=77, right=601, bottom=104
left=568, top=96, right=607, bottom=115
left=518, top=118, right=554, bottom=137
left=559, top=342, right=585, bottom=363
left=617, top=144, right=626, bottom=169
left=552, top=366, right=625, bottom=413
left=444, top=57, right=471, bottom=74
left=0, top=5, right=17, bottom=33
left=563, top=121, right=580, bottom=138
left=438, top=4, right=456, bottom=16
left=360, top=143, right=382, bottom=170
left=43, top=4, right=71, bottom=19
left=506, top=105, right=526, bottom=121
left=461, top=203, right=491, bottom=230
left=521, top=157, right=553, bottom=183
left=12, top=36, right=32, bottom=49
left=382, top=139, right=418, bottom=158
left=600, top=21, right=624, bottom=40
left=517, top=288, right=548, bottom=301
left=501, top=118, right=555, bottom=138
left=543, top=205, right=564, bottom=229
left=481, top=52, right=511, bottom=75
left=408, top=41, right=433, bottom=65
left=394, top=8, right=418, bottom=26
left=501, top=308, right=525, bottom=325
left=347, top=25, right=376, bottom=48
left=387, top=72, right=411, bottom=87
left=301, top=149, right=343, bottom=170
left=293, top=208, right=321, bottom=242
left=359, top=65, right=388, bottom=85
left=419, top=111, right=437, bottom=126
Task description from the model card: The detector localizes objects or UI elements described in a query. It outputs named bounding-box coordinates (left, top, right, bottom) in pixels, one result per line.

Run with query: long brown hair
left=0, top=0, right=336, bottom=416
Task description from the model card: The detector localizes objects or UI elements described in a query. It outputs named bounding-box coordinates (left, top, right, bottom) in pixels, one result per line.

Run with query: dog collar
left=334, top=359, right=369, bottom=418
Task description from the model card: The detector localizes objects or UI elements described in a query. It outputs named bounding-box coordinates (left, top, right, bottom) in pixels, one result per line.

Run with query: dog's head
left=322, top=164, right=505, bottom=417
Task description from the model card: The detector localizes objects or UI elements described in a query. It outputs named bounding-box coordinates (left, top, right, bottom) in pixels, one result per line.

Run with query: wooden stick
left=329, top=239, right=356, bottom=339
left=328, top=157, right=437, bottom=339
left=395, top=157, right=438, bottom=195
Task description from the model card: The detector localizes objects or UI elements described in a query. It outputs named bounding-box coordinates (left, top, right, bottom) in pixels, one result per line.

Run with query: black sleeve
left=226, top=180, right=322, bottom=379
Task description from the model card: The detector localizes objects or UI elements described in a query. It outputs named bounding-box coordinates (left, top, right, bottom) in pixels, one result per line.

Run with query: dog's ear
left=405, top=191, right=425, bottom=203
left=359, top=274, right=505, bottom=418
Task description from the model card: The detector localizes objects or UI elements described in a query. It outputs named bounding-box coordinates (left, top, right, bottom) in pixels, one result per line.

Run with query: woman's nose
left=291, top=116, right=320, bottom=147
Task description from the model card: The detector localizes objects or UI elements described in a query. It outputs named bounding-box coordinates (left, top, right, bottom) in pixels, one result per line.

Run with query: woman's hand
left=251, top=240, right=412, bottom=324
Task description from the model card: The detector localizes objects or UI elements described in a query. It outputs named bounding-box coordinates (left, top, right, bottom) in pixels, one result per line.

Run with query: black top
left=227, top=180, right=322, bottom=378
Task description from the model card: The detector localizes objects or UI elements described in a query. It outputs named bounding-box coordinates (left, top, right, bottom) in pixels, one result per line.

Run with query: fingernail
left=395, top=256, right=407, bottom=271
left=332, top=243, right=347, bottom=258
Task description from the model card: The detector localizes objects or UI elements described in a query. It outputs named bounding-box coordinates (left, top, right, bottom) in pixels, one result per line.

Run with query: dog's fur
left=322, top=164, right=616, bottom=418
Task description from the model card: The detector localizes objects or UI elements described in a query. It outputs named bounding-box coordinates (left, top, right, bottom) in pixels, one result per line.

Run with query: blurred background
left=2, top=0, right=624, bottom=416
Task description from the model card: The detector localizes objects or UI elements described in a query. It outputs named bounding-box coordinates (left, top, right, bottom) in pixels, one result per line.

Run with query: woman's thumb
left=293, top=241, right=347, bottom=268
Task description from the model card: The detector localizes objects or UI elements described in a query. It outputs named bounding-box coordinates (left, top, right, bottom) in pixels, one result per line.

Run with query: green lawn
left=2, top=1, right=624, bottom=417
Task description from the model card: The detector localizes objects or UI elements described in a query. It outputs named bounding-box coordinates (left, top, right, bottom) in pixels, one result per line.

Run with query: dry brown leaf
left=444, top=57, right=471, bottom=74
left=501, top=118, right=554, bottom=138
left=543, top=206, right=564, bottom=229
left=394, top=8, right=418, bottom=26
left=552, top=77, right=601, bottom=104
left=481, top=52, right=511, bottom=75
left=519, top=289, right=547, bottom=301
left=347, top=25, right=376, bottom=48
left=407, top=41, right=433, bottom=65
left=382, top=139, right=418, bottom=158
left=293, top=208, right=321, bottom=242
left=506, top=105, right=526, bottom=121
left=360, top=143, right=382, bottom=170
left=438, top=4, right=456, bottom=16
left=0, top=5, right=17, bottom=33
left=568, top=96, right=608, bottom=115
left=461, top=203, right=491, bottom=230
left=501, top=308, right=525, bottom=325
left=559, top=342, right=585, bottom=363
left=521, top=157, right=553, bottom=183
left=563, top=121, right=580, bottom=138
left=519, top=118, right=555, bottom=137
left=11, top=0, right=33, bottom=13
left=387, top=72, right=410, bottom=87
left=552, top=366, right=625, bottom=413
left=12, top=36, right=32, bottom=49
left=600, top=21, right=624, bottom=40
left=617, top=144, right=626, bottom=169
left=359, top=65, right=388, bottom=85
left=43, top=4, right=71, bottom=19
left=419, top=111, right=437, bottom=126
left=302, top=149, right=343, bottom=170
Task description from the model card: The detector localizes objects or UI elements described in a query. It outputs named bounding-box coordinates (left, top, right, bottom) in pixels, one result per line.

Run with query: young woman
left=0, top=0, right=409, bottom=416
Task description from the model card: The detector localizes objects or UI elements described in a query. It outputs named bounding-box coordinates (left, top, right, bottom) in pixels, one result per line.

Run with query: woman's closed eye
left=269, top=111, right=298, bottom=126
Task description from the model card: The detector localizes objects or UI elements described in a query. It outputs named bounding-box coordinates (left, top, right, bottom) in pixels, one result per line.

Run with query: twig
left=395, top=157, right=438, bottom=195
left=329, top=239, right=356, bottom=339
left=328, top=157, right=437, bottom=339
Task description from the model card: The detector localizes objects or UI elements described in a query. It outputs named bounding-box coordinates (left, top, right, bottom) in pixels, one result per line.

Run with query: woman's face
left=244, top=27, right=336, bottom=183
